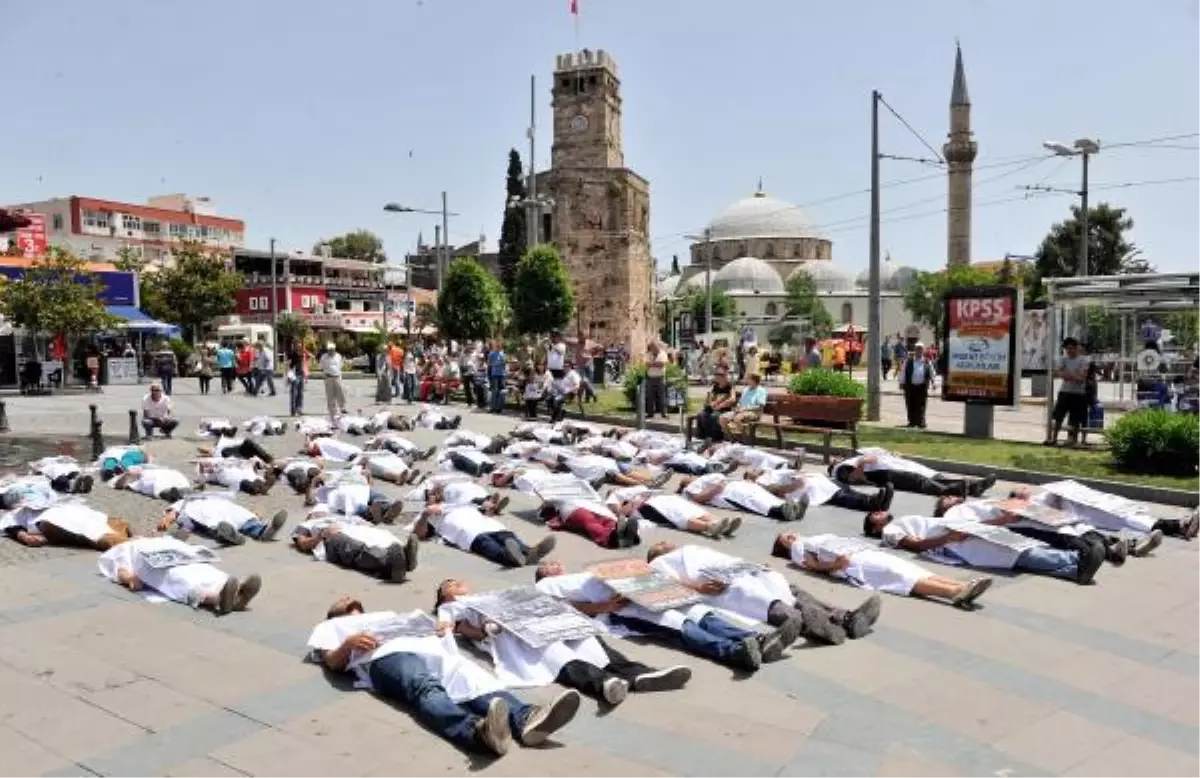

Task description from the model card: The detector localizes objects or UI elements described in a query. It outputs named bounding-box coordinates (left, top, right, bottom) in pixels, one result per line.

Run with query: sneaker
left=404, top=532, right=420, bottom=572
left=843, top=594, right=882, bottom=639
left=450, top=415, right=462, bottom=429
left=234, top=574, right=262, bottom=610
left=215, top=521, right=246, bottom=546
left=381, top=501, right=405, bottom=525
left=527, top=535, right=557, bottom=564
left=799, top=606, right=847, bottom=645
left=503, top=537, right=528, bottom=567
left=475, top=696, right=512, bottom=757
left=620, top=516, right=641, bottom=547
left=588, top=476, right=608, bottom=491
left=368, top=502, right=386, bottom=524
left=494, top=495, right=510, bottom=513
left=1105, top=539, right=1127, bottom=566
left=404, top=468, right=422, bottom=485
left=874, top=483, right=895, bottom=512
left=779, top=493, right=809, bottom=522
left=649, top=471, right=673, bottom=489
left=1076, top=543, right=1105, bottom=585
left=721, top=515, right=742, bottom=537
left=952, top=576, right=993, bottom=608
left=602, top=677, right=629, bottom=706
left=167, top=527, right=191, bottom=541
left=1184, top=514, right=1200, bottom=541
left=733, top=636, right=763, bottom=671
left=215, top=576, right=239, bottom=615
left=160, top=487, right=183, bottom=503
left=520, top=689, right=581, bottom=746
left=705, top=460, right=726, bottom=474
left=260, top=510, right=287, bottom=541
left=420, top=446, right=437, bottom=461
left=75, top=474, right=95, bottom=494
left=973, top=475, right=997, bottom=496
left=703, top=518, right=728, bottom=539
left=631, top=666, right=691, bottom=693
left=774, top=614, right=805, bottom=649
left=1132, top=529, right=1163, bottom=557
left=384, top=544, right=408, bottom=583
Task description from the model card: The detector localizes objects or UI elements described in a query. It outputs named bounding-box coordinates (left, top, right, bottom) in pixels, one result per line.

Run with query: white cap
left=325, top=342, right=336, bottom=350
left=915, top=342, right=925, bottom=348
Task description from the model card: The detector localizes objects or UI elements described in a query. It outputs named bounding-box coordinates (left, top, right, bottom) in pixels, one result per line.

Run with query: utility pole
left=1079, top=150, right=1090, bottom=280
left=434, top=224, right=441, bottom=294
left=269, top=237, right=278, bottom=347
left=866, top=90, right=882, bottom=422
left=703, top=228, right=713, bottom=336
left=440, top=191, right=450, bottom=294
left=527, top=75, right=538, bottom=246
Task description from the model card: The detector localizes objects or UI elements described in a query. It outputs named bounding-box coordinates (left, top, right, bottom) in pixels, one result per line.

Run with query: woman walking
left=287, top=340, right=308, bottom=416
left=194, top=347, right=215, bottom=395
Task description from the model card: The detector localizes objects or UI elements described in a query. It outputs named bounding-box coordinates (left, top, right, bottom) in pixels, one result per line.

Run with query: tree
left=996, top=255, right=1015, bottom=285
left=679, top=286, right=737, bottom=334
left=438, top=257, right=507, bottom=342
left=316, top=230, right=387, bottom=264
left=0, top=246, right=117, bottom=361
left=1165, top=310, right=1199, bottom=350
left=274, top=312, right=311, bottom=354
left=1030, top=203, right=1150, bottom=300
left=414, top=302, right=440, bottom=333
left=902, top=264, right=996, bottom=349
left=142, top=241, right=243, bottom=342
left=670, top=255, right=681, bottom=276
left=497, top=149, right=528, bottom=294
left=356, top=325, right=386, bottom=374
left=784, top=272, right=834, bottom=336
left=511, top=244, right=574, bottom=335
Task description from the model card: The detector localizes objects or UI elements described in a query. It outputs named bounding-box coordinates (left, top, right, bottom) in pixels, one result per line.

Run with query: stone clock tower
left=536, top=49, right=655, bottom=356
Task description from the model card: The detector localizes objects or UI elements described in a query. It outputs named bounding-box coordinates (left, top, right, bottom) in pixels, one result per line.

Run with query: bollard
left=90, top=420, right=105, bottom=460
left=88, top=404, right=99, bottom=435
left=0, top=401, right=9, bottom=434
left=636, top=381, right=646, bottom=430
left=128, top=409, right=141, bottom=444
left=375, top=370, right=392, bottom=404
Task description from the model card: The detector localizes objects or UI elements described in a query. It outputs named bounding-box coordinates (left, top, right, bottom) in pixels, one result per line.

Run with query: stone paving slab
left=0, top=385, right=1194, bottom=776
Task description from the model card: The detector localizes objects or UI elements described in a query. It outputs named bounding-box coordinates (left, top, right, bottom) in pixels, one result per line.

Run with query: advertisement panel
left=941, top=286, right=1020, bottom=406
left=1021, top=305, right=1049, bottom=374
left=14, top=213, right=46, bottom=257
left=0, top=266, right=136, bottom=306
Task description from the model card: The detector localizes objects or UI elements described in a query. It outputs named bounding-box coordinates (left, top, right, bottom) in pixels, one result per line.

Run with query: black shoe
left=1076, top=543, right=1105, bottom=585
left=873, top=483, right=895, bottom=512
left=75, top=475, right=95, bottom=494
left=733, top=636, right=763, bottom=671
left=384, top=544, right=408, bottom=583
left=971, top=475, right=997, bottom=496
left=160, top=487, right=183, bottom=503
left=1105, top=539, right=1127, bottom=566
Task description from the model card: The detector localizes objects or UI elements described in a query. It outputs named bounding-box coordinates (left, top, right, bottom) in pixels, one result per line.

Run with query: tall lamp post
left=383, top=196, right=460, bottom=293
left=1041, top=138, right=1100, bottom=338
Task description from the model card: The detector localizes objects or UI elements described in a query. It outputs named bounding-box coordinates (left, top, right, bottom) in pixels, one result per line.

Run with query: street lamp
left=382, top=195, right=459, bottom=293
left=1041, top=138, right=1100, bottom=339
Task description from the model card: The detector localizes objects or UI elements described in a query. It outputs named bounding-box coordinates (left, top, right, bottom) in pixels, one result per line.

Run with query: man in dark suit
left=898, top=342, right=936, bottom=429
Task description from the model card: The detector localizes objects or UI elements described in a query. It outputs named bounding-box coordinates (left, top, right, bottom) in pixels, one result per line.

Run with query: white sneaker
left=602, top=677, right=629, bottom=706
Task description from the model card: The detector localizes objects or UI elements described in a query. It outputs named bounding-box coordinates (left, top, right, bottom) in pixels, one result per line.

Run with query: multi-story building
left=405, top=237, right=498, bottom=290
left=224, top=248, right=432, bottom=334
left=2, top=193, right=244, bottom=266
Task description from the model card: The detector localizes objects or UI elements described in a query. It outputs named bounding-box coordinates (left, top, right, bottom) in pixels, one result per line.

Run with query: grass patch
left=578, top=389, right=1199, bottom=493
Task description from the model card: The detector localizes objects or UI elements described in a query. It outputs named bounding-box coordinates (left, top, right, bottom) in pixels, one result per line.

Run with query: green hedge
left=1106, top=409, right=1199, bottom=476
left=623, top=363, right=691, bottom=412
left=787, top=368, right=866, bottom=398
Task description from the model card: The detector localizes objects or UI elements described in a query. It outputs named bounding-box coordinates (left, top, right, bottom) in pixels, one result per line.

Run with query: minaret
left=943, top=42, right=977, bottom=268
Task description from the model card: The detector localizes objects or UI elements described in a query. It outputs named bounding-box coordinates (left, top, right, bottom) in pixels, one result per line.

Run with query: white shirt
left=846, top=447, right=939, bottom=479
left=30, top=456, right=80, bottom=480
left=98, top=536, right=228, bottom=605
left=555, top=370, right=582, bottom=395
left=647, top=350, right=666, bottom=378
left=432, top=505, right=506, bottom=550
left=319, top=351, right=344, bottom=378
left=255, top=348, right=274, bottom=371
left=172, top=495, right=257, bottom=532
left=651, top=545, right=790, bottom=623
left=547, top=343, right=566, bottom=371
left=312, top=438, right=362, bottom=462
left=126, top=465, right=190, bottom=496
left=535, top=572, right=715, bottom=634
left=881, top=514, right=1031, bottom=570
left=142, top=393, right=171, bottom=420
left=562, top=455, right=619, bottom=482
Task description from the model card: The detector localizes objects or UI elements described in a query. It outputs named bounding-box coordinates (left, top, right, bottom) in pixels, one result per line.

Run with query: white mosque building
left=659, top=185, right=932, bottom=345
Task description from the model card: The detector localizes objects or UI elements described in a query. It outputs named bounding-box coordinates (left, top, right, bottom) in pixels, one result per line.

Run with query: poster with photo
left=1021, top=306, right=1049, bottom=374
left=461, top=586, right=599, bottom=649
left=942, top=286, right=1021, bottom=406
left=698, top=560, right=771, bottom=585
left=589, top=559, right=702, bottom=612
left=368, top=612, right=438, bottom=642
left=140, top=546, right=219, bottom=569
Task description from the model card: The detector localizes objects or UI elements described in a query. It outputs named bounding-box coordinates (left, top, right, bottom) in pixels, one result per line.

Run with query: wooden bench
left=745, top=393, right=862, bottom=465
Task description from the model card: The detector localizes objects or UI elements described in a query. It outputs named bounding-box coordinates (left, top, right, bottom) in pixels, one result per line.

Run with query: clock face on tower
left=570, top=114, right=589, bottom=132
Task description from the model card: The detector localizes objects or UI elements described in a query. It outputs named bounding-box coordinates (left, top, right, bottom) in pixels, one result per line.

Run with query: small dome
left=712, top=257, right=786, bottom=295
left=657, top=274, right=683, bottom=299
left=706, top=188, right=824, bottom=242
left=788, top=260, right=855, bottom=293
left=855, top=253, right=900, bottom=290
left=679, top=269, right=714, bottom=292
left=892, top=266, right=920, bottom=290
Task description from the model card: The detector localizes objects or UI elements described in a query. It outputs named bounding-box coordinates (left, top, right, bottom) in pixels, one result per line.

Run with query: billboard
left=1021, top=305, right=1049, bottom=374
left=13, top=213, right=47, bottom=257
left=0, top=264, right=137, bottom=306
left=941, top=286, right=1021, bottom=406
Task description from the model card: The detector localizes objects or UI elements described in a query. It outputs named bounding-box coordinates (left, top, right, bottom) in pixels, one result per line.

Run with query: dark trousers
left=489, top=376, right=506, bottom=412
left=323, top=532, right=400, bottom=579
left=696, top=408, right=725, bottom=442
left=254, top=368, right=276, bottom=396
left=865, top=469, right=968, bottom=497
left=1007, top=525, right=1109, bottom=557
left=644, top=376, right=667, bottom=417
left=555, top=639, right=655, bottom=700
left=197, top=375, right=212, bottom=395
left=237, top=372, right=254, bottom=393
left=158, top=373, right=174, bottom=395
left=469, top=530, right=528, bottom=568
left=461, top=375, right=474, bottom=406
left=220, top=438, right=274, bottom=464
left=473, top=377, right=489, bottom=409
left=547, top=393, right=573, bottom=422
left=449, top=451, right=494, bottom=477
left=368, top=652, right=533, bottom=753
left=289, top=375, right=305, bottom=415
left=48, top=473, right=82, bottom=493
left=827, top=486, right=877, bottom=512
left=286, top=467, right=319, bottom=493
left=903, top=382, right=929, bottom=427
left=142, top=417, right=180, bottom=437
left=610, top=612, right=753, bottom=666
left=524, top=398, right=541, bottom=419
left=881, top=359, right=892, bottom=380
left=219, top=367, right=235, bottom=393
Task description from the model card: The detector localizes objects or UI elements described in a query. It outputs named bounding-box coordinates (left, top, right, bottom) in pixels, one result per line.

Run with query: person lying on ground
left=413, top=405, right=462, bottom=430
left=199, top=432, right=276, bottom=464
left=310, top=597, right=580, bottom=757
left=99, top=535, right=261, bottom=615
left=606, top=486, right=736, bottom=539
left=934, top=494, right=1162, bottom=565
left=499, top=440, right=573, bottom=467
left=437, top=447, right=497, bottom=477
left=573, top=434, right=641, bottom=462
left=194, top=456, right=276, bottom=496
left=335, top=412, right=384, bottom=436
left=374, top=410, right=414, bottom=431
left=703, top=441, right=797, bottom=472
left=435, top=578, right=689, bottom=707
left=537, top=492, right=641, bottom=549
left=2, top=501, right=133, bottom=549
left=508, top=421, right=577, bottom=445
left=444, top=430, right=511, bottom=454
left=159, top=494, right=287, bottom=546
left=271, top=457, right=324, bottom=494
left=534, top=561, right=789, bottom=671
left=303, top=435, right=362, bottom=463
left=555, top=452, right=673, bottom=490
left=830, top=448, right=995, bottom=498
left=291, top=505, right=419, bottom=583
left=862, top=511, right=1105, bottom=585
left=771, top=532, right=993, bottom=608
left=606, top=428, right=686, bottom=454
left=198, top=417, right=238, bottom=438
left=421, top=481, right=508, bottom=514
left=488, top=461, right=554, bottom=493
left=295, top=416, right=335, bottom=437
left=412, top=503, right=555, bottom=568
left=637, top=447, right=738, bottom=476
left=305, top=467, right=406, bottom=524
left=29, top=455, right=94, bottom=495
left=749, top=467, right=894, bottom=513
left=96, top=444, right=150, bottom=481
left=678, top=472, right=808, bottom=522
left=242, top=415, right=285, bottom=436
left=646, top=541, right=881, bottom=645
left=364, top=433, right=437, bottom=461
left=1018, top=480, right=1199, bottom=540
left=0, top=474, right=58, bottom=510
left=113, top=464, right=196, bottom=502
left=356, top=449, right=425, bottom=486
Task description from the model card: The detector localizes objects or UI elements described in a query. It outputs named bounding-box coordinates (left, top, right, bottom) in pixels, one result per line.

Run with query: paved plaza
left=0, top=381, right=1196, bottom=777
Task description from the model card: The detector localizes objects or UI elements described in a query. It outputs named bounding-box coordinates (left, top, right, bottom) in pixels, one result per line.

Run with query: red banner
left=14, top=213, right=47, bottom=257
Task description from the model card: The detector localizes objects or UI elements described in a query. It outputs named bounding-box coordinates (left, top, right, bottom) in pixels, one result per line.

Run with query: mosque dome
left=789, top=260, right=855, bottom=293
left=712, top=257, right=786, bottom=295
left=679, top=270, right=714, bottom=292
left=706, top=187, right=824, bottom=241
left=855, top=253, right=900, bottom=290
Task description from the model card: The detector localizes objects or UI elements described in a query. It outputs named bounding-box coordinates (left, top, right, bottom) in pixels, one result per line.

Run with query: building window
left=334, top=299, right=351, bottom=311
left=765, top=302, right=778, bottom=317
left=841, top=302, right=853, bottom=324
left=793, top=242, right=804, bottom=258
left=83, top=209, right=109, bottom=229
left=168, top=223, right=187, bottom=239
left=51, top=214, right=63, bottom=231
left=143, top=220, right=161, bottom=236
left=764, top=242, right=776, bottom=259
left=121, top=215, right=141, bottom=232
left=249, top=297, right=258, bottom=311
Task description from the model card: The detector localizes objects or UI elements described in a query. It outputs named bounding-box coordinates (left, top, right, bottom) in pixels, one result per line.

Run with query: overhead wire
left=876, top=94, right=946, bottom=164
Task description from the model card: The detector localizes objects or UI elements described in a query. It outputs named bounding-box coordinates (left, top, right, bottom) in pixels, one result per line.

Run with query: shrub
left=787, top=368, right=865, bottom=398
left=623, top=362, right=691, bottom=412
left=1106, top=409, right=1199, bottom=476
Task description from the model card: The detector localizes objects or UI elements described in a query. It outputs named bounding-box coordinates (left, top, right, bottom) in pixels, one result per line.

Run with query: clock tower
left=537, top=50, right=655, bottom=355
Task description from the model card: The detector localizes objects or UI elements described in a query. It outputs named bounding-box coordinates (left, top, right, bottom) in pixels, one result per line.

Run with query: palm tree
left=274, top=313, right=311, bottom=354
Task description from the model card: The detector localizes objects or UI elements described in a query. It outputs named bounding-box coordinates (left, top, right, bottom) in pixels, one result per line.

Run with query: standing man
left=898, top=342, right=935, bottom=429
left=891, top=336, right=908, bottom=383
left=1045, top=337, right=1091, bottom=447
left=880, top=336, right=892, bottom=381
left=235, top=341, right=255, bottom=395
left=254, top=341, right=277, bottom=397
left=487, top=339, right=507, bottom=414
left=286, top=340, right=307, bottom=416
left=387, top=339, right=404, bottom=399
left=141, top=383, right=179, bottom=438
left=645, top=342, right=668, bottom=419
left=546, top=332, right=567, bottom=380
left=155, top=350, right=176, bottom=396
left=215, top=341, right=236, bottom=394
left=319, top=342, right=346, bottom=418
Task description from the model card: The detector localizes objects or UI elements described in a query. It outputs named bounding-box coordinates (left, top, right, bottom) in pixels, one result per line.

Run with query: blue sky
left=2, top=0, right=1197, bottom=275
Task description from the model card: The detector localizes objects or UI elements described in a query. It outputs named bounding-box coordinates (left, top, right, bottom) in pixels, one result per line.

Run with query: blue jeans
left=1014, top=547, right=1079, bottom=580
left=403, top=373, right=417, bottom=404
left=353, top=491, right=392, bottom=519
left=470, top=530, right=528, bottom=567
left=391, top=368, right=403, bottom=398
left=255, top=368, right=276, bottom=396
left=489, top=375, right=506, bottom=412
left=368, top=652, right=533, bottom=752
left=158, top=373, right=173, bottom=395
left=611, top=612, right=753, bottom=664
left=289, top=374, right=305, bottom=415
left=239, top=518, right=268, bottom=539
